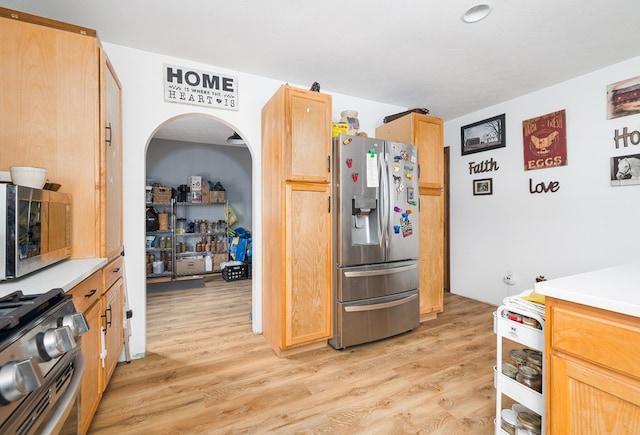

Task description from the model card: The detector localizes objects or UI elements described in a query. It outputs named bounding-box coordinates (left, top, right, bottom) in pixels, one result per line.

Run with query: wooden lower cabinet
left=418, top=190, right=444, bottom=317
left=68, top=257, right=124, bottom=433
left=80, top=299, right=103, bottom=434
left=102, top=267, right=124, bottom=386
left=68, top=270, right=103, bottom=434
left=546, top=297, right=640, bottom=434
left=283, top=183, right=332, bottom=348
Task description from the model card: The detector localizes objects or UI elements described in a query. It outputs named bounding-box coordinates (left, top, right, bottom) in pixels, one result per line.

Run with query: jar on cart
left=515, top=411, right=541, bottom=435
left=516, top=365, right=542, bottom=393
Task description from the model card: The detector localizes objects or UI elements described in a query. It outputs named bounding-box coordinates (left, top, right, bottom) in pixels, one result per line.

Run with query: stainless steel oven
left=0, top=289, right=88, bottom=434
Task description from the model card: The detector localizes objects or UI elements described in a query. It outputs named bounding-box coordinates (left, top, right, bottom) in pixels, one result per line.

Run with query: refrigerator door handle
left=344, top=263, right=417, bottom=278
left=344, top=293, right=418, bottom=312
left=379, top=150, right=389, bottom=250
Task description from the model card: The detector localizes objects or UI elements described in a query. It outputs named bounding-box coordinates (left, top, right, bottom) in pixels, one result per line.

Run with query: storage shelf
left=176, top=250, right=227, bottom=257
left=146, top=197, right=229, bottom=281
left=175, top=201, right=225, bottom=206
left=495, top=303, right=546, bottom=434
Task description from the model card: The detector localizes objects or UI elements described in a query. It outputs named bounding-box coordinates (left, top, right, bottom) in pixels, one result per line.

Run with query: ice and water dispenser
left=351, top=194, right=379, bottom=245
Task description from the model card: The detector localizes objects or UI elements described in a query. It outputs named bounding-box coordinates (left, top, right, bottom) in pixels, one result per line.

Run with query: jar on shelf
left=501, top=362, right=518, bottom=379
left=516, top=365, right=542, bottom=393
left=515, top=411, right=541, bottom=434
left=509, top=349, right=529, bottom=367
left=500, top=408, right=517, bottom=435
left=526, top=352, right=542, bottom=372
left=176, top=218, right=187, bottom=234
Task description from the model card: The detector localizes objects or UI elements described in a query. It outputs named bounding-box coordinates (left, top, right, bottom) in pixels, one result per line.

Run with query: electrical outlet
left=503, top=272, right=517, bottom=285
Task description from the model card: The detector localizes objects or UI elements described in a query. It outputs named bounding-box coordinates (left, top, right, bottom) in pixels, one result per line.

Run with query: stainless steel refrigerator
left=329, top=134, right=420, bottom=350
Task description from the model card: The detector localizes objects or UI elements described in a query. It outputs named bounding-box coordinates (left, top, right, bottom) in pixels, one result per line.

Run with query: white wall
left=102, top=42, right=406, bottom=358
left=147, top=139, right=253, bottom=230
left=445, top=56, right=640, bottom=306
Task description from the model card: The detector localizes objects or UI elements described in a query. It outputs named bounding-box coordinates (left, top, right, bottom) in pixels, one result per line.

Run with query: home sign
left=164, top=64, right=238, bottom=110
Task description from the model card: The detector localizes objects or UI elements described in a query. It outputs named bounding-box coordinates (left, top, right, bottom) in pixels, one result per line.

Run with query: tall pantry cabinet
left=261, top=85, right=333, bottom=356
left=0, top=8, right=123, bottom=433
left=376, top=114, right=445, bottom=319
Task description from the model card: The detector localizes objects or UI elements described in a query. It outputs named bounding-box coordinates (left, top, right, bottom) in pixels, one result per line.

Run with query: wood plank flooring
left=88, top=276, right=500, bottom=434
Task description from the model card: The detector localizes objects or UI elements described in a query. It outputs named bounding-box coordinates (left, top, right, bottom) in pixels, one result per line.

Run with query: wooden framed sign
left=163, top=64, right=238, bottom=110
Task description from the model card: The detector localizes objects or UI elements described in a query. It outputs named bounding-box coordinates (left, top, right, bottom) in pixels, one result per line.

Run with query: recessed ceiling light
left=462, top=4, right=492, bottom=23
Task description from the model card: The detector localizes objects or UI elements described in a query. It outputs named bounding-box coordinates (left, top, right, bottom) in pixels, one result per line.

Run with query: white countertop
left=534, top=262, right=640, bottom=318
left=0, top=258, right=107, bottom=296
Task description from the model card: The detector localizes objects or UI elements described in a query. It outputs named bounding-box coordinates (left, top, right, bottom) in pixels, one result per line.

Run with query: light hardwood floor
left=89, top=276, right=500, bottom=434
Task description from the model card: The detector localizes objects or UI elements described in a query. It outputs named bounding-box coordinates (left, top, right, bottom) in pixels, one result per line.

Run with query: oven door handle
left=344, top=293, right=417, bottom=312
left=344, top=263, right=416, bottom=278
left=40, top=351, right=85, bottom=435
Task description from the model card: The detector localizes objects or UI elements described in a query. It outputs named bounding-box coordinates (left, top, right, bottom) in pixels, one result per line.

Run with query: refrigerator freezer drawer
left=337, top=260, right=418, bottom=302
left=329, top=289, right=419, bottom=350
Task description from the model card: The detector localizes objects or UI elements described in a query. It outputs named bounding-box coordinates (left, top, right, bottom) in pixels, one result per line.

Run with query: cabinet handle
left=105, top=122, right=112, bottom=147
left=85, top=289, right=97, bottom=298
left=328, top=196, right=331, bottom=213
left=327, top=156, right=331, bottom=173
left=102, top=305, right=112, bottom=329
left=112, top=267, right=120, bottom=273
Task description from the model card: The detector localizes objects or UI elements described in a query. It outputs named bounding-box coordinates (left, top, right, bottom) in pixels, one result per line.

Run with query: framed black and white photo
left=461, top=114, right=506, bottom=156
left=473, top=178, right=493, bottom=195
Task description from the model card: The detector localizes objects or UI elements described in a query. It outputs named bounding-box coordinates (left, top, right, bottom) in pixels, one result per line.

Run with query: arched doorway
left=144, top=113, right=254, bottom=326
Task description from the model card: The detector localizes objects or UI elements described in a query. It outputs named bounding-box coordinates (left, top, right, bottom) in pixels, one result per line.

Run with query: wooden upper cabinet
left=376, top=113, right=444, bottom=190
left=101, top=52, right=123, bottom=260
left=285, top=86, right=332, bottom=182
left=0, top=8, right=123, bottom=260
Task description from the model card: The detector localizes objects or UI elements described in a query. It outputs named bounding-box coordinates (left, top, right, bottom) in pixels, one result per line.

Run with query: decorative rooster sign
left=522, top=110, right=567, bottom=171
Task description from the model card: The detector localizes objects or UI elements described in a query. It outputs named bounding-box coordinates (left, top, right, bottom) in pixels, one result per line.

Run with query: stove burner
left=0, top=289, right=66, bottom=331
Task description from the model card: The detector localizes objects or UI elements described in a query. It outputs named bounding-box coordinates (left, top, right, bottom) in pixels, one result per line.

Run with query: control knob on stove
left=0, top=359, right=44, bottom=404
left=62, top=312, right=90, bottom=337
left=36, top=326, right=77, bottom=361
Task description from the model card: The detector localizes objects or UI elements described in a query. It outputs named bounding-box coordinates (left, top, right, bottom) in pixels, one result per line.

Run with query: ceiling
left=3, top=0, right=640, bottom=145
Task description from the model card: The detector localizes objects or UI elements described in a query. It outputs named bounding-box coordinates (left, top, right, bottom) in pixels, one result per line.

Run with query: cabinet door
left=102, top=278, right=124, bottom=387
left=286, top=87, right=332, bottom=183
left=375, top=114, right=444, bottom=189
left=0, top=14, right=100, bottom=259
left=413, top=115, right=444, bottom=189
left=419, top=191, right=444, bottom=315
left=80, top=301, right=103, bottom=434
left=549, top=353, right=640, bottom=433
left=102, top=52, right=123, bottom=260
left=284, top=183, right=332, bottom=347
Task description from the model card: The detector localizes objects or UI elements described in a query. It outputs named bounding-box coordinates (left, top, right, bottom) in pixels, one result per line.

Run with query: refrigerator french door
left=329, top=134, right=420, bottom=349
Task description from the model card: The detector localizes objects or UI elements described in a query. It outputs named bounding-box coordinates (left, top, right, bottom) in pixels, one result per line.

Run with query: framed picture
left=461, top=114, right=506, bottom=156
left=610, top=153, right=640, bottom=186
left=522, top=109, right=567, bottom=171
left=607, top=75, right=640, bottom=119
left=473, top=178, right=493, bottom=195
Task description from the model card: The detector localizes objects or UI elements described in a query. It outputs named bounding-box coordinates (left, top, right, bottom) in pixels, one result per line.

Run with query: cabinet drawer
left=103, top=256, right=124, bottom=292
left=68, top=270, right=102, bottom=313
left=550, top=299, right=640, bottom=380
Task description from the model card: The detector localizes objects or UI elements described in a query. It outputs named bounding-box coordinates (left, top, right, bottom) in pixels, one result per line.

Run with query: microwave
left=1, top=184, right=72, bottom=280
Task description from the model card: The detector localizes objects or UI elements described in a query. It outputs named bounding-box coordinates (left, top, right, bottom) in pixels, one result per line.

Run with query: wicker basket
left=152, top=186, right=172, bottom=204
